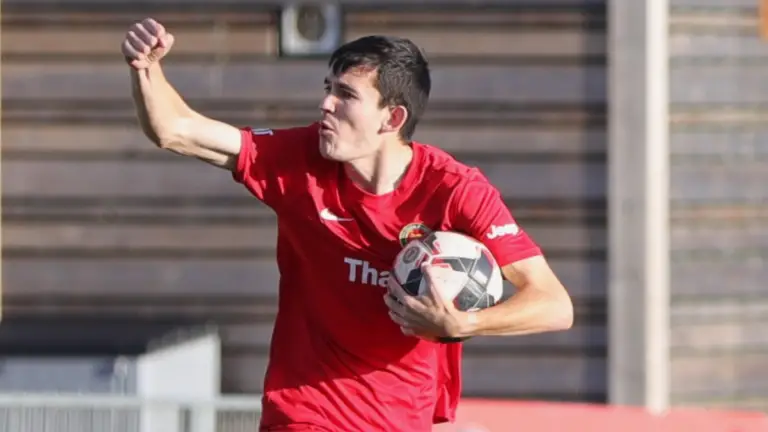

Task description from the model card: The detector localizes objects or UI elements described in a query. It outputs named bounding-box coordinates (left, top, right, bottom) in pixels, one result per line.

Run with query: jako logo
left=344, top=258, right=390, bottom=287
left=486, top=223, right=519, bottom=239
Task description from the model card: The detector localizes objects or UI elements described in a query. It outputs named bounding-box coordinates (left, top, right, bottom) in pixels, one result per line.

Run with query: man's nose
left=319, top=94, right=336, bottom=113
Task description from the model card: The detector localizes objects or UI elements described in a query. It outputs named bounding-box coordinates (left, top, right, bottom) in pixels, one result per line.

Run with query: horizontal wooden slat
left=671, top=352, right=768, bottom=398
left=3, top=103, right=604, bottom=130
left=222, top=352, right=606, bottom=396
left=3, top=257, right=605, bottom=301
left=3, top=259, right=280, bottom=296
left=671, top=108, right=768, bottom=127
left=672, top=204, right=768, bottom=222
left=669, top=0, right=755, bottom=8
left=2, top=200, right=278, bottom=224
left=2, top=26, right=277, bottom=57
left=2, top=300, right=274, bottom=322
left=345, top=28, right=605, bottom=58
left=672, top=225, right=768, bottom=251
left=1, top=9, right=603, bottom=27
left=3, top=62, right=606, bottom=104
left=1, top=125, right=607, bottom=157
left=462, top=355, right=605, bottom=397
left=2, top=0, right=607, bottom=8
left=671, top=65, right=768, bottom=105
left=670, top=12, right=758, bottom=33
left=671, top=161, right=768, bottom=202
left=671, top=131, right=768, bottom=158
left=671, top=260, right=768, bottom=298
left=672, top=320, right=768, bottom=351
left=2, top=160, right=242, bottom=198
left=0, top=10, right=275, bottom=25
left=2, top=26, right=603, bottom=60
left=3, top=223, right=277, bottom=251
left=0, top=198, right=604, bottom=226
left=347, top=10, right=605, bottom=29
left=3, top=160, right=607, bottom=200
left=670, top=33, right=768, bottom=59
left=223, top=321, right=604, bottom=352
left=3, top=221, right=603, bottom=255
left=671, top=299, right=768, bottom=325
left=0, top=318, right=198, bottom=355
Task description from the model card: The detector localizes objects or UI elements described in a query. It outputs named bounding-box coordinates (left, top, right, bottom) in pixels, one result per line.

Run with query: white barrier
left=0, top=393, right=262, bottom=432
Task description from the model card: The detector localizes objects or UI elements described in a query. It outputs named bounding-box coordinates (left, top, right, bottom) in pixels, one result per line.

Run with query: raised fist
left=122, top=18, right=175, bottom=70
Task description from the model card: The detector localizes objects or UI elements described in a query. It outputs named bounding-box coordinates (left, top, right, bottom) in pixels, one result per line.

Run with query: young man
left=122, top=18, right=573, bottom=432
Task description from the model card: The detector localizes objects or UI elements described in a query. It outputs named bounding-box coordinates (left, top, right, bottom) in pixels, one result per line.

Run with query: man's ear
left=381, top=105, right=409, bottom=134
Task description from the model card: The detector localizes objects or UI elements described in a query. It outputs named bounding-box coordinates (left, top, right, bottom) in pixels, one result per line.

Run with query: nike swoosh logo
left=319, top=208, right=353, bottom=222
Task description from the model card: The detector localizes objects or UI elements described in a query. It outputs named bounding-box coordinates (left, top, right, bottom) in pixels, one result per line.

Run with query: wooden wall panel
left=672, top=223, right=768, bottom=252
left=1, top=124, right=607, bottom=156
left=671, top=260, right=768, bottom=298
left=671, top=65, right=768, bottom=105
left=2, top=220, right=602, bottom=257
left=671, top=352, right=768, bottom=401
left=3, top=257, right=605, bottom=302
left=672, top=320, right=768, bottom=352
left=3, top=160, right=606, bottom=201
left=4, top=20, right=604, bottom=60
left=671, top=131, right=768, bottom=157
left=222, top=352, right=606, bottom=398
left=2, top=3, right=607, bottom=402
left=670, top=0, right=757, bottom=10
left=222, top=322, right=606, bottom=353
left=670, top=5, right=768, bottom=409
left=2, top=0, right=606, bottom=8
left=345, top=28, right=606, bottom=58
left=2, top=26, right=278, bottom=57
left=671, top=161, right=768, bottom=202
left=670, top=6, right=768, bottom=409
left=221, top=320, right=607, bottom=396
left=4, top=63, right=605, bottom=104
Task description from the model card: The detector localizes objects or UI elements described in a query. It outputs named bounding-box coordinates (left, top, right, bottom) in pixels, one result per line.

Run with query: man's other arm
left=125, top=18, right=241, bottom=170
left=450, top=180, right=574, bottom=337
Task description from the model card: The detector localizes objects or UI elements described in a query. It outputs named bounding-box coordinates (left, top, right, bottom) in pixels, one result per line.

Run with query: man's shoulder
left=242, top=123, right=320, bottom=143
left=244, top=122, right=325, bottom=166
left=415, top=141, right=488, bottom=185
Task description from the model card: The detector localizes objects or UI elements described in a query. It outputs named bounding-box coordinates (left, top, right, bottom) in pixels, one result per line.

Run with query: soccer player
left=122, top=18, right=574, bottom=432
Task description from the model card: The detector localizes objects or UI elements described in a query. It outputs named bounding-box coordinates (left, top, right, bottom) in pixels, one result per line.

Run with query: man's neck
left=344, top=141, right=414, bottom=195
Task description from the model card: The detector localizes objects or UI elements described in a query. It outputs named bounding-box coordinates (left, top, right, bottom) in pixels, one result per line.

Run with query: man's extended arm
left=124, top=18, right=241, bottom=170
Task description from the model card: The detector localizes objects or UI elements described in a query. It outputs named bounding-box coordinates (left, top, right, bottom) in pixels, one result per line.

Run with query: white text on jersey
left=344, top=258, right=390, bottom=287
left=487, top=223, right=520, bottom=239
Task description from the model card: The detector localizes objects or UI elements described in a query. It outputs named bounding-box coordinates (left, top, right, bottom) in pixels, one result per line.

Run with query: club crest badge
left=398, top=222, right=433, bottom=247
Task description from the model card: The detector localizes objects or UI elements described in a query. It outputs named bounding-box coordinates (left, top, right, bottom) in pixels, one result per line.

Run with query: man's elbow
left=548, top=291, right=574, bottom=331
left=153, top=117, right=193, bottom=151
left=137, top=119, right=178, bottom=149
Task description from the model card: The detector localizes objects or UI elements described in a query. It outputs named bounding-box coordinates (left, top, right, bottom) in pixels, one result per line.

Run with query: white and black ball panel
left=473, top=248, right=504, bottom=304
left=392, top=230, right=504, bottom=313
left=393, top=240, right=432, bottom=296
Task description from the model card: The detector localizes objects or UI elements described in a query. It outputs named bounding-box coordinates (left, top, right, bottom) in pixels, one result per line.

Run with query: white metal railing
left=0, top=393, right=262, bottom=432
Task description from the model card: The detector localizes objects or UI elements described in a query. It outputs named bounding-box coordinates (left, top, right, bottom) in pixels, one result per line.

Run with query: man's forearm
left=130, top=63, right=196, bottom=146
left=455, top=285, right=573, bottom=338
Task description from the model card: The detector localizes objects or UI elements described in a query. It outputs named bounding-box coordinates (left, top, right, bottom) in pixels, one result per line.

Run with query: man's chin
left=318, top=139, right=337, bottom=160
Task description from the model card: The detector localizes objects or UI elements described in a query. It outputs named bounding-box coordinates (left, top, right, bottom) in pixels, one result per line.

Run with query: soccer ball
left=392, top=230, right=504, bottom=313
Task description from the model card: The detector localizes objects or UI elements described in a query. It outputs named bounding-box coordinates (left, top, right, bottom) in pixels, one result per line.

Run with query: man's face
left=318, top=66, right=392, bottom=162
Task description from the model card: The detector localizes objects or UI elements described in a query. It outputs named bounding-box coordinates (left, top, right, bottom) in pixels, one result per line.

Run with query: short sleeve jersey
left=233, top=123, right=542, bottom=432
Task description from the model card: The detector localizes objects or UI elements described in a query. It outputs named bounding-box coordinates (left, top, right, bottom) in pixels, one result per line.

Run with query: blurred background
left=0, top=0, right=767, bottom=431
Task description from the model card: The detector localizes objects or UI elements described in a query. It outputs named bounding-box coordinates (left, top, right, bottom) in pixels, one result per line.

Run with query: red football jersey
left=232, top=123, right=542, bottom=432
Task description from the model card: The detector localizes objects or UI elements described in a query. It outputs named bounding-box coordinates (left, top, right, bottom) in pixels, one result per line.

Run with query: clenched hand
left=121, top=18, right=175, bottom=70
